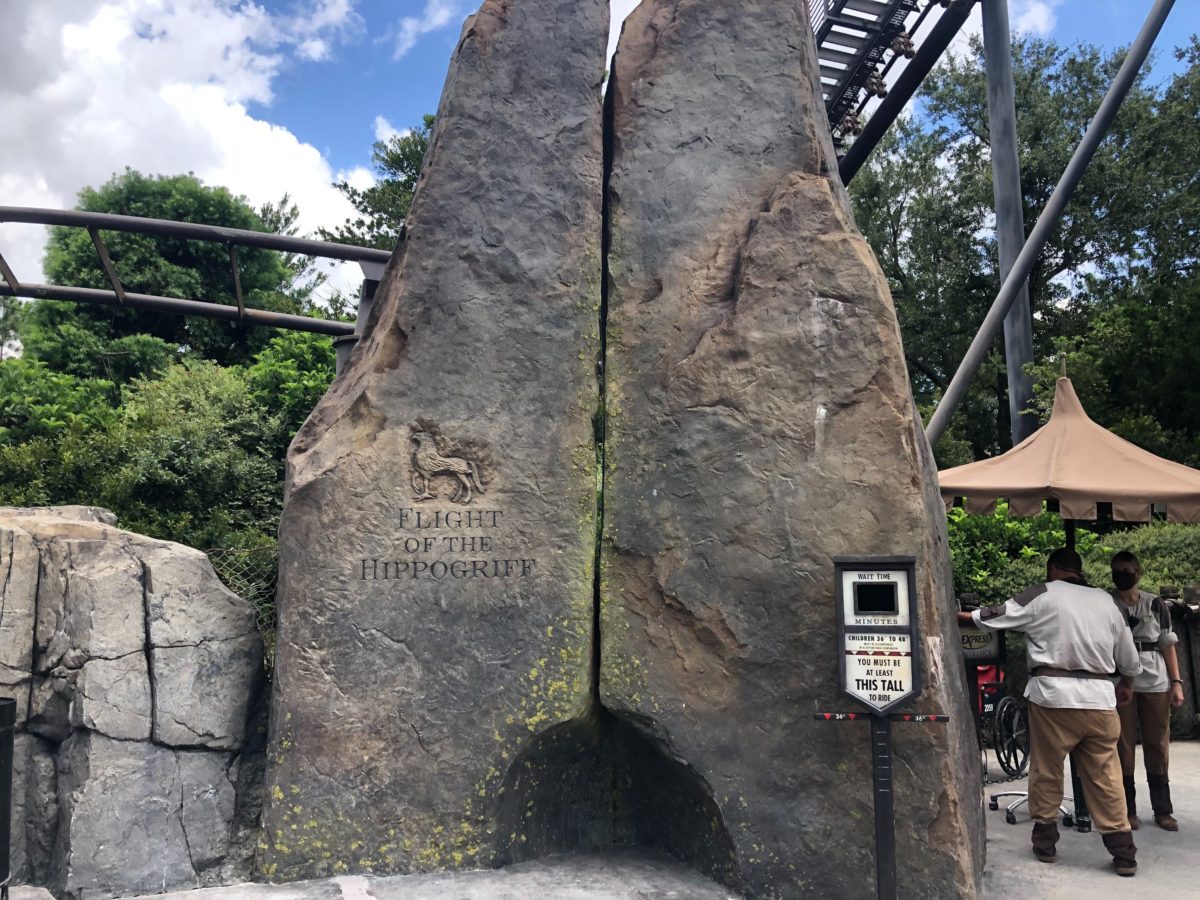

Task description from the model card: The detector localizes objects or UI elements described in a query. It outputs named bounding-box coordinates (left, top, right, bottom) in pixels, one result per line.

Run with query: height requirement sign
left=835, top=557, right=921, bottom=715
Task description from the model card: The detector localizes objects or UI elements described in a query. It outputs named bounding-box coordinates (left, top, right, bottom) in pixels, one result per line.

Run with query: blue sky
left=1, top=0, right=1197, bottom=295
left=1054, top=0, right=1196, bottom=62
left=259, top=0, right=463, bottom=176
left=255, top=0, right=1200, bottom=179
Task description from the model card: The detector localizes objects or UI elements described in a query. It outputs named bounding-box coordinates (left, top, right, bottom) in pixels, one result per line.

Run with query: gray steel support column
left=925, top=0, right=1176, bottom=450
left=335, top=259, right=388, bottom=376
left=982, top=0, right=1037, bottom=445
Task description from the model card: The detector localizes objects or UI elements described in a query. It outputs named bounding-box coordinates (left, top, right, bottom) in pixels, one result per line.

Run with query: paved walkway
left=980, top=739, right=1199, bottom=899
left=11, top=742, right=1197, bottom=899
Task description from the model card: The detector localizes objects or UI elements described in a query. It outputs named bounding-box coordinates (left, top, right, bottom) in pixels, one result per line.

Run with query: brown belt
left=1031, top=666, right=1114, bottom=680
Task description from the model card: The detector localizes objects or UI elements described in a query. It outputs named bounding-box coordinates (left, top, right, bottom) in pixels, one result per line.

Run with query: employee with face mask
left=1110, top=550, right=1186, bottom=831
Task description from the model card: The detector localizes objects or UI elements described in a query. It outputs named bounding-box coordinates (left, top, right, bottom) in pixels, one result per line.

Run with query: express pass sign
left=835, top=557, right=921, bottom=715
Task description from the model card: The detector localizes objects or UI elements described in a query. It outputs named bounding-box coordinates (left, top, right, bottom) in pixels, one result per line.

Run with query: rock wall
left=0, top=508, right=264, bottom=899
left=257, top=0, right=984, bottom=895
left=599, top=1, right=984, bottom=897
left=258, top=0, right=610, bottom=881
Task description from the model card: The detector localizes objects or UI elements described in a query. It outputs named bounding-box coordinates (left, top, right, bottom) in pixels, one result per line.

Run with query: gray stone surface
left=8, top=733, right=58, bottom=885
left=180, top=751, right=239, bottom=874
left=0, top=505, right=118, bottom=525
left=153, top=639, right=261, bottom=749
left=0, top=508, right=264, bottom=899
left=260, top=0, right=608, bottom=882
left=131, top=852, right=741, bottom=899
left=22, top=735, right=59, bottom=886
left=600, top=2, right=983, bottom=898
left=143, top=541, right=262, bottom=749
left=53, top=731, right=199, bottom=898
left=9, top=731, right=32, bottom=882
left=34, top=536, right=146, bottom=668
left=26, top=669, right=75, bottom=742
left=0, top=521, right=38, bottom=727
left=9, top=888, right=56, bottom=900
left=70, top=653, right=153, bottom=740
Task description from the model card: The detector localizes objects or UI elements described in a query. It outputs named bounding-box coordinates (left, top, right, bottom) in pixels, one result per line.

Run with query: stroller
left=959, top=596, right=1031, bottom=787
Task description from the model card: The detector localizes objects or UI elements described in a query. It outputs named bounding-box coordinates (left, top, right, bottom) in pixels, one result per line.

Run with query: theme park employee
left=1110, top=550, right=1185, bottom=831
left=957, top=548, right=1142, bottom=876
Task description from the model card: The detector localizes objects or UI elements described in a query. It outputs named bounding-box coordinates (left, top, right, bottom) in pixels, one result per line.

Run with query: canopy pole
left=924, top=0, right=1177, bottom=450
left=1065, top=519, right=1076, bottom=552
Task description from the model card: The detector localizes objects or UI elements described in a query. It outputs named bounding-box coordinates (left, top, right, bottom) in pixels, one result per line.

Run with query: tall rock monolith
left=600, top=2, right=984, bottom=897
left=259, top=0, right=609, bottom=881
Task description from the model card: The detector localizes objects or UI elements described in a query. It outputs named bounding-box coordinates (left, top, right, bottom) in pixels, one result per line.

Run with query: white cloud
left=394, top=0, right=460, bottom=59
left=1012, top=0, right=1064, bottom=37
left=336, top=166, right=375, bottom=193
left=608, top=0, right=642, bottom=65
left=952, top=0, right=1063, bottom=56
left=297, top=37, right=329, bottom=61
left=0, top=1, right=365, bottom=299
left=373, top=115, right=411, bottom=143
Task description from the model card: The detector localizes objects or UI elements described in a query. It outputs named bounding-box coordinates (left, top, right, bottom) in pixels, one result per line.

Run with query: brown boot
left=1103, top=831, right=1137, bottom=877
left=1155, top=813, right=1179, bottom=831
left=1032, top=822, right=1059, bottom=863
left=1149, top=774, right=1175, bottom=830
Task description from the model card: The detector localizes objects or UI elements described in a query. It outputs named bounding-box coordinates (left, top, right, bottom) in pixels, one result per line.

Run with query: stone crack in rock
left=1, top=509, right=263, bottom=896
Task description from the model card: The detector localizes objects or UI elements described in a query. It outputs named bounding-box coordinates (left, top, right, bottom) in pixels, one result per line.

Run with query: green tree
left=0, top=359, right=114, bottom=443
left=26, top=170, right=304, bottom=380
left=94, top=360, right=285, bottom=549
left=319, top=114, right=433, bottom=250
left=851, top=37, right=1199, bottom=462
left=245, top=331, right=337, bottom=457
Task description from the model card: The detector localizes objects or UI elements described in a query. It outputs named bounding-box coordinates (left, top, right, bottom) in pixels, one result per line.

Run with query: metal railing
left=809, top=0, right=835, bottom=33
left=812, top=0, right=921, bottom=146
left=0, top=207, right=392, bottom=337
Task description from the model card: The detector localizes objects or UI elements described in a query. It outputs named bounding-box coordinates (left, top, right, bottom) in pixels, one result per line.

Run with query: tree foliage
left=318, top=114, right=433, bottom=250
left=96, top=361, right=285, bottom=548
left=0, top=170, right=338, bottom=554
left=28, top=170, right=310, bottom=380
left=851, top=37, right=1200, bottom=466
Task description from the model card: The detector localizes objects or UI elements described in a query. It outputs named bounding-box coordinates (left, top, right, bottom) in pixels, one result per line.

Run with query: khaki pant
left=1028, top=702, right=1129, bottom=834
left=1117, top=689, right=1170, bottom=777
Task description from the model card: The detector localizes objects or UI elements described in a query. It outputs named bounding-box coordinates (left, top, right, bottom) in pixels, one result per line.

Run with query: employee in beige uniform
left=958, top=548, right=1141, bottom=875
left=1110, top=550, right=1186, bottom=831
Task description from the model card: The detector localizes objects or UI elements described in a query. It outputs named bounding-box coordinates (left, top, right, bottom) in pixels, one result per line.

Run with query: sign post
left=829, top=556, right=924, bottom=900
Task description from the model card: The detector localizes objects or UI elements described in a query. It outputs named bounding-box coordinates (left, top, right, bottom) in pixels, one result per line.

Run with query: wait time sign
left=835, top=557, right=922, bottom=715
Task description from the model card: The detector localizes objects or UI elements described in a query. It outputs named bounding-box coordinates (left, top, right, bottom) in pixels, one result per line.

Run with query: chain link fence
left=206, top=544, right=279, bottom=669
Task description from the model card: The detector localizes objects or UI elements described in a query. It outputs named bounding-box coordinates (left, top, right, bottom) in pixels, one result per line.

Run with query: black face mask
left=1112, top=571, right=1138, bottom=591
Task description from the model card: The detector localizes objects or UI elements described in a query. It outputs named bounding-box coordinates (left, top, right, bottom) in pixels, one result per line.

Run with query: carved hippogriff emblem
left=410, top=431, right=486, bottom=505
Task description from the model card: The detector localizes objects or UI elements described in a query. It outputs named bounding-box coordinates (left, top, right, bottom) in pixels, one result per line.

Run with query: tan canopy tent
left=939, top=376, right=1200, bottom=524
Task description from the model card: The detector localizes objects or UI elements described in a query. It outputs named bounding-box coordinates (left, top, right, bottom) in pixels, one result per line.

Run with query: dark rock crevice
left=494, top=708, right=739, bottom=890
left=492, top=31, right=739, bottom=892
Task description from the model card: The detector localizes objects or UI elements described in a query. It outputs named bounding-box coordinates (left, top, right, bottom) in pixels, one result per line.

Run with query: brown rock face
left=600, top=2, right=984, bottom=898
left=260, top=0, right=983, bottom=894
left=259, top=0, right=610, bottom=882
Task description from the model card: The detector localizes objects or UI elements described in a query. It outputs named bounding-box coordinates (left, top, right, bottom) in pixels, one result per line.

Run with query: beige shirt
left=973, top=579, right=1141, bottom=710
left=1110, top=589, right=1178, bottom=693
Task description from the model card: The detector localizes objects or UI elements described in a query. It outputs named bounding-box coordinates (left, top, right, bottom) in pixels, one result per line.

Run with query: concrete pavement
left=980, top=740, right=1199, bottom=899
left=11, top=742, right=1197, bottom=899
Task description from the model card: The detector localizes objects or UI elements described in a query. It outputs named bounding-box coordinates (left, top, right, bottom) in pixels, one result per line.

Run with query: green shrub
left=947, top=501, right=1097, bottom=605
left=1082, top=522, right=1200, bottom=593
left=949, top=507, right=1200, bottom=600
